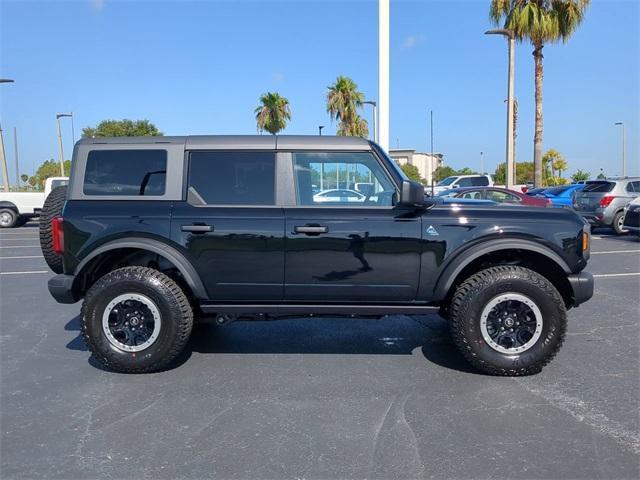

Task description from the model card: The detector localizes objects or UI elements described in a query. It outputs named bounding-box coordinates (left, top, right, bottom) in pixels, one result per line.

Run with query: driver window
left=292, top=152, right=396, bottom=206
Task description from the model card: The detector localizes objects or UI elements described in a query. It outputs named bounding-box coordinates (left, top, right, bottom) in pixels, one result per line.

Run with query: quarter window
left=188, top=151, right=275, bottom=205
left=83, top=150, right=167, bottom=196
left=292, top=152, right=396, bottom=206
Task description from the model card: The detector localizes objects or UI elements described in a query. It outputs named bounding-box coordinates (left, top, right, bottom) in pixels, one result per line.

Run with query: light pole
left=480, top=151, right=484, bottom=175
left=378, top=0, right=389, bottom=152
left=362, top=100, right=377, bottom=143
left=614, top=122, right=626, bottom=177
left=485, top=29, right=515, bottom=189
left=318, top=125, right=324, bottom=136
left=56, top=113, right=73, bottom=176
left=0, top=78, right=14, bottom=192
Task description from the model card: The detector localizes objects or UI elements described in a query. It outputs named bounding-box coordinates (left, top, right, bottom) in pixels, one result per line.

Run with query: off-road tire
left=81, top=266, right=194, bottom=373
left=612, top=211, right=628, bottom=235
left=449, top=266, right=567, bottom=376
left=39, top=185, right=67, bottom=273
left=0, top=208, right=18, bottom=228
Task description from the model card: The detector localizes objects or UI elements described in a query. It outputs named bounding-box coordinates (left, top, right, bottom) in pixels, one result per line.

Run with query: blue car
left=539, top=184, right=586, bottom=207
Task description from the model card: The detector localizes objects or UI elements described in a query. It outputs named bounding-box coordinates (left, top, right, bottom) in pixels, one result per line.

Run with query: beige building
left=389, top=149, right=444, bottom=185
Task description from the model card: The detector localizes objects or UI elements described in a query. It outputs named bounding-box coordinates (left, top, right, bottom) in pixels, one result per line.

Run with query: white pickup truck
left=0, top=177, right=69, bottom=228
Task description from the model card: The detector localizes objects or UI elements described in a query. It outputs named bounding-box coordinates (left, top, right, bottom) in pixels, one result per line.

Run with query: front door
left=171, top=150, right=284, bottom=301
left=284, top=151, right=422, bottom=302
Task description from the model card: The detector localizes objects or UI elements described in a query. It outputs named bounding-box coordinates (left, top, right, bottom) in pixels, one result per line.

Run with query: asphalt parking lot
left=1, top=224, right=639, bottom=479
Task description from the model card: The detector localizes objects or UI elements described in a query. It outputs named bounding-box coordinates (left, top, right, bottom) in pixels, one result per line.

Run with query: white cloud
left=402, top=34, right=424, bottom=49
left=89, top=0, right=105, bottom=12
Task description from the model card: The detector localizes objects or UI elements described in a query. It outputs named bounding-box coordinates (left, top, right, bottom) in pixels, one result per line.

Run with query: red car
left=438, top=187, right=550, bottom=207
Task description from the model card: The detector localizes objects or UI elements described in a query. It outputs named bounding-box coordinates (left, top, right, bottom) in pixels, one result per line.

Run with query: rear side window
left=625, top=181, right=640, bottom=193
left=84, top=150, right=167, bottom=196
left=583, top=181, right=614, bottom=193
left=188, top=151, right=275, bottom=205
left=471, top=176, right=490, bottom=186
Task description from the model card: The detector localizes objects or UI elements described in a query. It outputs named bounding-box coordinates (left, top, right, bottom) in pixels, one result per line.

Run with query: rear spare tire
left=39, top=185, right=67, bottom=273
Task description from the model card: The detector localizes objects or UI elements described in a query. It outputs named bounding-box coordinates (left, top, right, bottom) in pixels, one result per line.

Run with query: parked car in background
left=437, top=187, right=550, bottom=207
left=0, top=176, right=69, bottom=228
left=431, top=174, right=493, bottom=195
left=622, top=197, right=640, bottom=235
left=313, top=189, right=365, bottom=203
left=525, top=187, right=547, bottom=196
left=573, top=178, right=640, bottom=234
left=539, top=184, right=585, bottom=208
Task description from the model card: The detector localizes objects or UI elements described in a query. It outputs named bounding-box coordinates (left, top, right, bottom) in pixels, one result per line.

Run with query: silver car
left=573, top=177, right=640, bottom=234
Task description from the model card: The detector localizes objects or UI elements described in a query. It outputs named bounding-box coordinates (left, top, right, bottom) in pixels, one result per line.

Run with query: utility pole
left=614, top=122, right=626, bottom=177
left=13, top=127, right=19, bottom=188
left=485, top=29, right=516, bottom=189
left=0, top=78, right=14, bottom=192
left=430, top=110, right=435, bottom=195
left=56, top=113, right=73, bottom=176
left=378, top=0, right=389, bottom=152
left=480, top=151, right=484, bottom=175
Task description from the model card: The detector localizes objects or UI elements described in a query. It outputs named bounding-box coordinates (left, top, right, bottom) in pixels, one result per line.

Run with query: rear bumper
left=578, top=209, right=615, bottom=226
left=568, top=271, right=594, bottom=307
left=48, top=274, right=78, bottom=304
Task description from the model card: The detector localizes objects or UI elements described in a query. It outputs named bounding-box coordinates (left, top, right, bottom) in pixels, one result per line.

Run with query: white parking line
left=593, top=273, right=640, bottom=278
left=0, top=255, right=44, bottom=259
left=0, top=245, right=40, bottom=248
left=0, top=270, right=49, bottom=275
left=591, top=250, right=640, bottom=255
left=0, top=238, right=40, bottom=241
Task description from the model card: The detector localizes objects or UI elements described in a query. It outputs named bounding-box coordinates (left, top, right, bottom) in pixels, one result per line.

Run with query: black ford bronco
left=42, top=135, right=594, bottom=375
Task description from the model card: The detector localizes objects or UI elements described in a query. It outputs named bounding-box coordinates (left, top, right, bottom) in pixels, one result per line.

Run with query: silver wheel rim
left=0, top=212, right=13, bottom=227
left=102, top=293, right=161, bottom=352
left=618, top=215, right=627, bottom=232
left=480, top=293, right=543, bottom=354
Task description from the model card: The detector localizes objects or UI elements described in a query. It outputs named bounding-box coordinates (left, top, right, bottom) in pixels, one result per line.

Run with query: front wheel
left=81, top=266, right=194, bottom=373
left=612, top=211, right=628, bottom=235
left=0, top=208, right=18, bottom=228
left=449, top=266, right=567, bottom=376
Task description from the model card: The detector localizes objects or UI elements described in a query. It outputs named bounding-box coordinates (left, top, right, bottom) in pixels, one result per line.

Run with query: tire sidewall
left=83, top=276, right=183, bottom=371
left=460, top=273, right=564, bottom=372
left=613, top=211, right=628, bottom=235
left=0, top=209, right=17, bottom=228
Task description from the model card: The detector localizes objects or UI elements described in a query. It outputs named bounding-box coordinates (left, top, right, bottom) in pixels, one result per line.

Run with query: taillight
left=599, top=196, right=615, bottom=207
left=52, top=217, right=64, bottom=255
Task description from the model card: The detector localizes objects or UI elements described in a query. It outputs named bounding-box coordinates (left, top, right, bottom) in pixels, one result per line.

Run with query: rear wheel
left=0, top=208, right=18, bottom=228
left=81, top=266, right=194, bottom=373
left=39, top=185, right=67, bottom=273
left=612, top=211, right=628, bottom=235
left=449, top=266, right=567, bottom=376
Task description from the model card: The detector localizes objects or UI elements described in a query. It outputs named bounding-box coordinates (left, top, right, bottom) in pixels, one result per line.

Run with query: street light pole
left=318, top=125, right=324, bottom=136
left=362, top=100, right=377, bottom=143
left=56, top=113, right=73, bottom=177
left=0, top=78, right=14, bottom=192
left=614, top=122, right=626, bottom=177
left=378, top=0, right=389, bottom=152
left=485, top=29, right=516, bottom=189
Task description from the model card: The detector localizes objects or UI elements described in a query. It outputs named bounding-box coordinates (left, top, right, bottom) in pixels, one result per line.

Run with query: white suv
left=431, top=175, right=493, bottom=195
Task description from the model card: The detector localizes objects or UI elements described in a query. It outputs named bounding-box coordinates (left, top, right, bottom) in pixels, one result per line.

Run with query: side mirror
left=398, top=180, right=427, bottom=206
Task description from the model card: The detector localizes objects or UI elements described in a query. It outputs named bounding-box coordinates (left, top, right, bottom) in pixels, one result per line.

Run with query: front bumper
left=568, top=271, right=594, bottom=307
left=48, top=274, right=78, bottom=304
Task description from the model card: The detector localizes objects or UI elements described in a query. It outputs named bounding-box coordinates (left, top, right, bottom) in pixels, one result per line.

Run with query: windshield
left=583, top=181, right=615, bottom=193
left=437, top=176, right=458, bottom=186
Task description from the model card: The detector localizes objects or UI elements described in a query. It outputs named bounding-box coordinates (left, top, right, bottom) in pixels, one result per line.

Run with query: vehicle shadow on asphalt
left=64, top=314, right=477, bottom=374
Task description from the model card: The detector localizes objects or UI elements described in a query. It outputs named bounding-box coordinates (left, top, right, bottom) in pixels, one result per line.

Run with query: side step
left=199, top=303, right=439, bottom=316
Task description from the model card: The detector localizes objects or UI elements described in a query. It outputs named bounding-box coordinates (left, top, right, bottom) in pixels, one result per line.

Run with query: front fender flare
left=74, top=238, right=208, bottom=299
left=431, top=238, right=571, bottom=302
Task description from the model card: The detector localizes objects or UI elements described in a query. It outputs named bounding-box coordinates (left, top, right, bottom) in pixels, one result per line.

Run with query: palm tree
left=254, top=92, right=291, bottom=135
left=490, top=0, right=590, bottom=187
left=326, top=76, right=368, bottom=138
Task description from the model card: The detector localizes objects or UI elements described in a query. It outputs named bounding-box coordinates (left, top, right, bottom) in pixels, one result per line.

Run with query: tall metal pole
left=0, top=122, right=9, bottom=192
left=506, top=34, right=515, bottom=189
left=13, top=127, right=19, bottom=188
left=615, top=122, right=626, bottom=177
left=480, top=151, right=484, bottom=175
left=378, top=0, right=390, bottom=152
left=373, top=103, right=378, bottom=144
left=430, top=110, right=435, bottom=195
left=56, top=117, right=65, bottom=176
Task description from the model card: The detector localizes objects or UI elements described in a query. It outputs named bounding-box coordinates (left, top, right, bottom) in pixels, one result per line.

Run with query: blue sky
left=1, top=0, right=638, bottom=181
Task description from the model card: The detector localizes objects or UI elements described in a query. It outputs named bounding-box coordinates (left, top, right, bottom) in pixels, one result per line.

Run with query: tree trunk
left=533, top=43, right=544, bottom=188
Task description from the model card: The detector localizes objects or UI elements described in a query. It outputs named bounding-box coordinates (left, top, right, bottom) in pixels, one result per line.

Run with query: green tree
left=31, top=159, right=71, bottom=190
left=494, top=161, right=535, bottom=185
left=597, top=169, right=606, bottom=180
left=82, top=119, right=162, bottom=138
left=570, top=169, right=590, bottom=182
left=456, top=167, right=478, bottom=175
left=433, top=165, right=457, bottom=182
left=490, top=0, right=590, bottom=187
left=20, top=174, right=28, bottom=183
left=254, top=92, right=291, bottom=135
left=542, top=148, right=566, bottom=185
left=398, top=163, right=425, bottom=183
left=327, top=76, right=369, bottom=138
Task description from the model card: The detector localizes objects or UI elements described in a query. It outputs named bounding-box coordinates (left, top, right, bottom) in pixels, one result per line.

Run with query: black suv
left=43, top=135, right=594, bottom=375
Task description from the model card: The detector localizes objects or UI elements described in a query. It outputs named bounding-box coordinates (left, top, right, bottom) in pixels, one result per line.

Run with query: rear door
left=283, top=151, right=422, bottom=302
left=171, top=150, right=284, bottom=301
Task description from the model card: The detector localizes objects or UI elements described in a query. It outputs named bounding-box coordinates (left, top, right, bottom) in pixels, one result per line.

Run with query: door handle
left=293, top=225, right=328, bottom=235
left=181, top=224, right=213, bottom=233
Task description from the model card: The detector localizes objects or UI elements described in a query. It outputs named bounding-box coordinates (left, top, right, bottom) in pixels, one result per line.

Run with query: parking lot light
left=614, top=122, right=626, bottom=177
